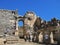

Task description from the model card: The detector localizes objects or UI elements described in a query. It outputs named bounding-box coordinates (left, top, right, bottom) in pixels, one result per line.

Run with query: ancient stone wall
left=0, top=10, right=17, bottom=35
left=24, top=11, right=37, bottom=33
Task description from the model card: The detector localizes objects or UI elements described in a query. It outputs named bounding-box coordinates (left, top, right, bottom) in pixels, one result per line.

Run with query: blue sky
left=0, top=0, right=60, bottom=26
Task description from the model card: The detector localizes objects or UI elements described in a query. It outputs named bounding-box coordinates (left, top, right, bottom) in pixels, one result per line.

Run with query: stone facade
left=24, top=11, right=37, bottom=33
left=0, top=9, right=17, bottom=35
left=0, top=10, right=39, bottom=36
left=15, top=11, right=39, bottom=36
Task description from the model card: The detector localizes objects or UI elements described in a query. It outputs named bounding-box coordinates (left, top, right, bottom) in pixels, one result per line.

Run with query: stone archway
left=15, top=16, right=24, bottom=36
left=15, top=11, right=38, bottom=36
left=18, top=20, right=24, bottom=38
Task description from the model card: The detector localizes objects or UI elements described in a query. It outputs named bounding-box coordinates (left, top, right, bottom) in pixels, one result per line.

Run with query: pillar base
left=15, top=30, right=19, bottom=36
left=50, top=39, right=54, bottom=44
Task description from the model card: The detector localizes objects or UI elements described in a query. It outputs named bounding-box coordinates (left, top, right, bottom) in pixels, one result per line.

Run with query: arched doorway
left=18, top=20, right=24, bottom=38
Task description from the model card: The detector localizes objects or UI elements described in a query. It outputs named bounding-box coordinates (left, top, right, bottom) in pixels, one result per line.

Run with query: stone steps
left=6, top=36, right=20, bottom=44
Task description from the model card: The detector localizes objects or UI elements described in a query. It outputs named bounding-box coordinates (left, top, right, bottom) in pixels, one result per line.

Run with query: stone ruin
left=0, top=9, right=60, bottom=44
left=0, top=9, right=40, bottom=36
left=0, top=9, right=60, bottom=37
left=0, top=9, right=41, bottom=44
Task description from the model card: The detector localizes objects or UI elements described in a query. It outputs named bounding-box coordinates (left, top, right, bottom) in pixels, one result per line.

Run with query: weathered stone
left=6, top=35, right=19, bottom=44
left=0, top=10, right=17, bottom=35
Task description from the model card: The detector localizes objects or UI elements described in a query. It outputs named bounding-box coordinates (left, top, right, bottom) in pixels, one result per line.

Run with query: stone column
left=16, top=20, right=18, bottom=30
left=50, top=32, right=54, bottom=43
left=15, top=19, right=19, bottom=36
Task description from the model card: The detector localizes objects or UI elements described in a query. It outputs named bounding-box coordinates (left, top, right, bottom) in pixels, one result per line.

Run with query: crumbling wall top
left=0, top=9, right=18, bottom=15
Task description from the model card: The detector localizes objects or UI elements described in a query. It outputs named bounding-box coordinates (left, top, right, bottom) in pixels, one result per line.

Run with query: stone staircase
left=6, top=36, right=20, bottom=44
